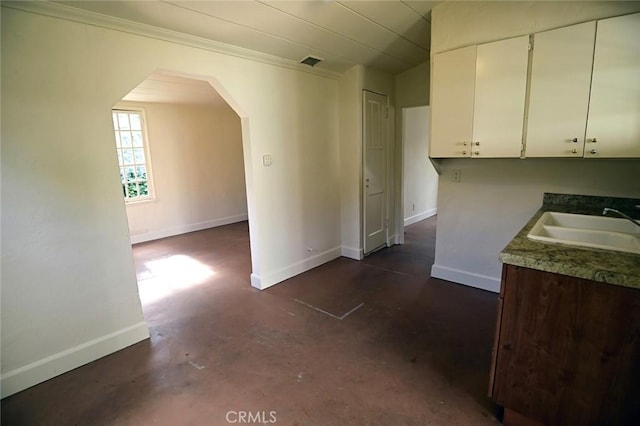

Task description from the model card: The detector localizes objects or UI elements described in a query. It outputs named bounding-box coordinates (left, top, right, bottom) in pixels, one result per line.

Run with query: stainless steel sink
left=527, top=212, right=640, bottom=254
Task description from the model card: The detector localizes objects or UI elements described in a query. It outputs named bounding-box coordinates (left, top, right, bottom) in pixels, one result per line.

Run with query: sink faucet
left=602, top=208, right=640, bottom=228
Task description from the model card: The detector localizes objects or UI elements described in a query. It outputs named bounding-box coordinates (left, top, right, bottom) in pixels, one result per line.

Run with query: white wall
left=402, top=106, right=438, bottom=226
left=118, top=101, right=247, bottom=244
left=339, top=65, right=364, bottom=259
left=1, top=6, right=341, bottom=397
left=430, top=1, right=640, bottom=292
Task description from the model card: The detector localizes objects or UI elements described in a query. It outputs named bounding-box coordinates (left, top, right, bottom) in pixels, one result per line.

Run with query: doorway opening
left=400, top=105, right=438, bottom=242
left=111, top=70, right=255, bottom=308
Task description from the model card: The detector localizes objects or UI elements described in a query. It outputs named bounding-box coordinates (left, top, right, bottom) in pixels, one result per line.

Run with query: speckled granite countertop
left=500, top=193, right=640, bottom=289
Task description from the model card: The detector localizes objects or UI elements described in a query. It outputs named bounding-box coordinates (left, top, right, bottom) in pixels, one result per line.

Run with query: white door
left=363, top=90, right=388, bottom=255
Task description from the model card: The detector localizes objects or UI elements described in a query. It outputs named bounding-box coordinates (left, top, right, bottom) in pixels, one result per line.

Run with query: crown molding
left=2, top=1, right=341, bottom=80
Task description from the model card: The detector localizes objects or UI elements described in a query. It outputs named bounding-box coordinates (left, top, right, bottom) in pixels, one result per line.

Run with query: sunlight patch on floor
left=136, top=254, right=215, bottom=304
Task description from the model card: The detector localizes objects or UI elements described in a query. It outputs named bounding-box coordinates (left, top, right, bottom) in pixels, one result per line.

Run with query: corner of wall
left=431, top=264, right=500, bottom=293
left=0, top=322, right=150, bottom=398
left=252, top=247, right=343, bottom=290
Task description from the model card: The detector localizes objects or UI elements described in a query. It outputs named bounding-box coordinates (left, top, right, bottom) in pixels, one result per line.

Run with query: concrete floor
left=1, top=217, right=501, bottom=425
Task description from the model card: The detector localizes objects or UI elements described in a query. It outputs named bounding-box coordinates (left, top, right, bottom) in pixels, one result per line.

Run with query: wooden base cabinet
left=489, top=265, right=640, bottom=425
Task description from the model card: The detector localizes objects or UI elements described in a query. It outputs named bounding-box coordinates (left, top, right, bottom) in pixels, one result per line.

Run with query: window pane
left=123, top=149, right=134, bottom=165
left=112, top=110, right=152, bottom=201
left=120, top=132, right=132, bottom=147
left=127, top=182, right=138, bottom=198
left=136, top=165, right=147, bottom=179
left=133, top=148, right=146, bottom=164
left=130, top=114, right=142, bottom=130
left=124, top=166, right=136, bottom=181
left=139, top=181, right=149, bottom=196
left=124, top=166, right=136, bottom=182
left=132, top=131, right=143, bottom=147
left=117, top=113, right=130, bottom=130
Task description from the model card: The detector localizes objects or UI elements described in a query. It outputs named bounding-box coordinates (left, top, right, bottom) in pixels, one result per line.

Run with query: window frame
left=112, top=107, right=155, bottom=204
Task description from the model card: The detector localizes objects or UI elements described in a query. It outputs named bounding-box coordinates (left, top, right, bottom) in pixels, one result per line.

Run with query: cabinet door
left=586, top=13, right=640, bottom=158
left=472, top=36, right=529, bottom=158
left=525, top=22, right=595, bottom=157
left=492, top=265, right=640, bottom=425
left=430, top=46, right=476, bottom=158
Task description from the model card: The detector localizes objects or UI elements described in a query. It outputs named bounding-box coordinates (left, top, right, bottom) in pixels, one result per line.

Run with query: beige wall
left=339, top=65, right=364, bottom=259
left=430, top=1, right=640, bottom=292
left=1, top=6, right=341, bottom=396
left=395, top=61, right=429, bottom=108
left=118, top=101, right=247, bottom=243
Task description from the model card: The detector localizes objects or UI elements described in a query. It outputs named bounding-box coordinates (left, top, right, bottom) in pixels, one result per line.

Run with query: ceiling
left=45, top=1, right=438, bottom=106
left=55, top=0, right=437, bottom=75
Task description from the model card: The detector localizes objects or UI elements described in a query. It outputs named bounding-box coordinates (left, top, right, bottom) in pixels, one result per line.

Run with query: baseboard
left=0, top=322, right=149, bottom=398
left=341, top=245, right=363, bottom=260
left=253, top=246, right=342, bottom=290
left=404, top=208, right=437, bottom=227
left=431, top=264, right=500, bottom=293
left=250, top=273, right=262, bottom=289
left=130, top=214, right=248, bottom=244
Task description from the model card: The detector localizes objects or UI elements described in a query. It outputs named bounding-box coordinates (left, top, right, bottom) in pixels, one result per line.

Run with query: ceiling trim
left=2, top=0, right=341, bottom=80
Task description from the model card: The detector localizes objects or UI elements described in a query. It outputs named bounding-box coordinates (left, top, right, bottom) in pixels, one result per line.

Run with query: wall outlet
left=452, top=169, right=461, bottom=183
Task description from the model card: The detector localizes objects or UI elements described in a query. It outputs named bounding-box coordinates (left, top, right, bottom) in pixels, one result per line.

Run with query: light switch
left=263, top=154, right=273, bottom=167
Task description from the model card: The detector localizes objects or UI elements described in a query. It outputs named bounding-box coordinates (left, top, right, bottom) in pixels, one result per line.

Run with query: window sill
left=125, top=197, right=156, bottom=206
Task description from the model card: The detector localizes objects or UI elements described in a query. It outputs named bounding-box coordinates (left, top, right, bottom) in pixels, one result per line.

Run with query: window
left=112, top=109, right=153, bottom=202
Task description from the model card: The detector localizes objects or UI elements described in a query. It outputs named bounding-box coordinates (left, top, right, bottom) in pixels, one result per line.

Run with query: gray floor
left=1, top=217, right=501, bottom=425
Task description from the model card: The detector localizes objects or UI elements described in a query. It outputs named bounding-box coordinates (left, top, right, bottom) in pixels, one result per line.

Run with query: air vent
left=300, top=56, right=323, bottom=67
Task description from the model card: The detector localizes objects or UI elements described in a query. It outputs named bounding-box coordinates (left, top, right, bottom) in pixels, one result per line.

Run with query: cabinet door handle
left=474, top=141, right=480, bottom=146
left=590, top=149, right=597, bottom=155
left=462, top=150, right=467, bottom=155
left=571, top=137, right=578, bottom=143
left=474, top=151, right=480, bottom=156
left=591, top=138, right=598, bottom=143
left=571, top=149, right=578, bottom=154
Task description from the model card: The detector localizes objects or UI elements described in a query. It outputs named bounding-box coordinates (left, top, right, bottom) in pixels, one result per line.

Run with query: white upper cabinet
left=586, top=13, right=640, bottom=158
left=430, top=45, right=476, bottom=158
left=430, top=12, right=640, bottom=160
left=430, top=37, right=528, bottom=159
left=525, top=22, right=596, bottom=158
left=472, top=36, right=529, bottom=158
